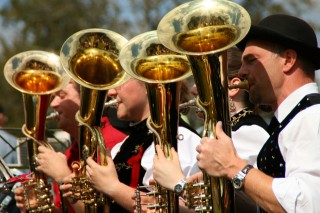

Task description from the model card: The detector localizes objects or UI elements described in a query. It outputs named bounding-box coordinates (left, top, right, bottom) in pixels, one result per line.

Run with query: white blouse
left=111, top=126, right=201, bottom=186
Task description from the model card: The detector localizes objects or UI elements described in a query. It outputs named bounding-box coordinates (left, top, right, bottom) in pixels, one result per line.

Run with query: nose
left=107, top=88, right=117, bottom=98
left=50, top=96, right=60, bottom=109
left=238, top=64, right=247, bottom=79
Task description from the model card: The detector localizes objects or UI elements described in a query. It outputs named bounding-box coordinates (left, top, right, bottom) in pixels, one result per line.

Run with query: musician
left=14, top=79, right=129, bottom=213
left=153, top=46, right=269, bottom=213
left=61, top=77, right=200, bottom=212
left=196, top=14, right=320, bottom=212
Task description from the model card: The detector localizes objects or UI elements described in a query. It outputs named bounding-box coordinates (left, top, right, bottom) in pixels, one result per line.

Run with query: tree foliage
left=0, top=0, right=319, bottom=126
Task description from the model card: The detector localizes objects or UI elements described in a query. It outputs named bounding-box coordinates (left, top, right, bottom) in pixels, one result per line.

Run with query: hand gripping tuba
left=158, top=0, right=251, bottom=212
left=60, top=28, right=130, bottom=212
left=3, top=50, right=71, bottom=212
left=119, top=30, right=192, bottom=213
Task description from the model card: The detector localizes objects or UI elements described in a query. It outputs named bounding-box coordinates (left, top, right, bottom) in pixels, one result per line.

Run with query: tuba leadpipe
left=179, top=99, right=197, bottom=110
left=158, top=0, right=251, bottom=212
left=179, top=80, right=249, bottom=113
left=119, top=30, right=192, bottom=213
left=46, top=99, right=118, bottom=121
left=60, top=28, right=130, bottom=213
left=3, top=50, right=70, bottom=212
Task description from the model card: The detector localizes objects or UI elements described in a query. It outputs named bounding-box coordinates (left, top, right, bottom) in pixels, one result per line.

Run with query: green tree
left=0, top=0, right=319, bottom=127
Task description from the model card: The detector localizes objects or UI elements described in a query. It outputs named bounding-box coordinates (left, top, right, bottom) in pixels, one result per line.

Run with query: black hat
left=237, top=14, right=320, bottom=69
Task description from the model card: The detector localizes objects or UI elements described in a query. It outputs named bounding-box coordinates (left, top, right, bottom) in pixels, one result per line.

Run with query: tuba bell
left=60, top=28, right=130, bottom=212
left=158, top=0, right=251, bottom=212
left=119, top=30, right=192, bottom=213
left=3, top=50, right=71, bottom=212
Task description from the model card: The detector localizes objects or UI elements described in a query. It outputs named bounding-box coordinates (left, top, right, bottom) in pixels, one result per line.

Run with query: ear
left=228, top=77, right=241, bottom=97
left=282, top=49, right=297, bottom=73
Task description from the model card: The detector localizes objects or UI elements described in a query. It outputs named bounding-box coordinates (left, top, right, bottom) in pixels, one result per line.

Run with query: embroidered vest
left=110, top=119, right=153, bottom=212
left=257, top=94, right=320, bottom=178
left=110, top=117, right=198, bottom=212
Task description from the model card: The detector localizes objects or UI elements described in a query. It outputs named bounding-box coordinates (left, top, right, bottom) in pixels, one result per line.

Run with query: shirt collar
left=275, top=83, right=319, bottom=122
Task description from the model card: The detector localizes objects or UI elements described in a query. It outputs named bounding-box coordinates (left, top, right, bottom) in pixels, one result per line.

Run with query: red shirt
left=53, top=116, right=127, bottom=211
left=101, top=116, right=127, bottom=149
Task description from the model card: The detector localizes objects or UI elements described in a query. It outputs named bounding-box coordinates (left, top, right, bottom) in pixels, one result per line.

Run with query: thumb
left=105, top=153, right=115, bottom=167
left=155, top=144, right=165, bottom=159
left=170, top=147, right=180, bottom=165
left=215, top=121, right=229, bottom=141
left=71, top=162, right=81, bottom=176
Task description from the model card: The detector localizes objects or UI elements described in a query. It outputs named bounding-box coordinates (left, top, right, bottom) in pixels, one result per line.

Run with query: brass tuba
left=158, top=0, right=251, bottom=212
left=3, top=50, right=70, bottom=212
left=119, top=30, right=192, bottom=213
left=60, top=28, right=130, bottom=212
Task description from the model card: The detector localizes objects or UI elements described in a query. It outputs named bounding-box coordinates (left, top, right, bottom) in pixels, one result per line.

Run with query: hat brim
left=237, top=25, right=320, bottom=70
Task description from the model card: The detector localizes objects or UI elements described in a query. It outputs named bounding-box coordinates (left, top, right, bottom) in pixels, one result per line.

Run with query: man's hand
left=196, top=121, right=246, bottom=179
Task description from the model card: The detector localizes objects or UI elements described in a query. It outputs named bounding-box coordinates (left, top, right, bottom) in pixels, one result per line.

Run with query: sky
left=0, top=0, right=320, bottom=80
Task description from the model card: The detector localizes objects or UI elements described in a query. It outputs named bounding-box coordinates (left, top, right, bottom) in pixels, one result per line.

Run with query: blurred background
left=0, top=0, right=319, bottom=165
left=0, top=0, right=319, bottom=128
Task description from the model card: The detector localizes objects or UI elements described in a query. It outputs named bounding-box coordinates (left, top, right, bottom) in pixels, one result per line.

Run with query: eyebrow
left=242, top=54, right=254, bottom=63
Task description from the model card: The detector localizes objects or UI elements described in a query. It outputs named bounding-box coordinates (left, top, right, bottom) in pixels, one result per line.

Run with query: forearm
left=105, top=182, right=135, bottom=212
left=242, top=169, right=285, bottom=213
left=223, top=158, right=285, bottom=212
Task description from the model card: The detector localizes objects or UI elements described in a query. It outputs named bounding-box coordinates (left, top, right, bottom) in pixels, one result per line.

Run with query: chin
left=117, top=113, right=127, bottom=121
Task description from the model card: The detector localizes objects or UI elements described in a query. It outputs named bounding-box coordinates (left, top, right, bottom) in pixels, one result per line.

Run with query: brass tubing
left=157, top=0, right=251, bottom=212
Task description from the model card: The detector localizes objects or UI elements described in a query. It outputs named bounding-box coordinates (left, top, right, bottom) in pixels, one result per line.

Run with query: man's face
left=239, top=40, right=282, bottom=106
left=50, top=82, right=80, bottom=132
left=107, top=78, right=149, bottom=122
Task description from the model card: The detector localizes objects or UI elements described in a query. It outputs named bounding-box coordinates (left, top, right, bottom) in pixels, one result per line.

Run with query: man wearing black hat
left=196, top=14, right=320, bottom=212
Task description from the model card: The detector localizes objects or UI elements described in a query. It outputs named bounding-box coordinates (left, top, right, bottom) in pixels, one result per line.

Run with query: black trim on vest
left=111, top=119, right=153, bottom=212
left=258, top=93, right=320, bottom=178
left=231, top=108, right=268, bottom=132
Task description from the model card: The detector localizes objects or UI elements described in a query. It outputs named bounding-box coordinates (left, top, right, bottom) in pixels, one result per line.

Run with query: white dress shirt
left=111, top=126, right=201, bottom=186
left=272, top=83, right=320, bottom=212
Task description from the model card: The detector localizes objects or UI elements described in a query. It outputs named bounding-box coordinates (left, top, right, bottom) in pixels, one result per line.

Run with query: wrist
left=54, top=169, right=72, bottom=182
left=227, top=160, right=248, bottom=180
left=232, top=164, right=254, bottom=191
left=169, top=174, right=185, bottom=191
left=105, top=180, right=122, bottom=197
left=173, top=177, right=187, bottom=195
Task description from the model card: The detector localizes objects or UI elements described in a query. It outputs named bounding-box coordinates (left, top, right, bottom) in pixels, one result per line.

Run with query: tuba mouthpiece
left=46, top=111, right=59, bottom=120
left=228, top=79, right=249, bottom=90
left=104, top=99, right=118, bottom=108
